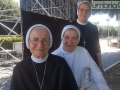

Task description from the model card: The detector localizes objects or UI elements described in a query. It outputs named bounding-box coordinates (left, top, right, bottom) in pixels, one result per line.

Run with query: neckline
left=60, top=45, right=76, bottom=70
left=62, top=52, right=75, bottom=70
left=31, top=54, right=48, bottom=63
left=77, top=19, right=87, bottom=25
left=32, top=57, right=48, bottom=90
left=76, top=22, right=88, bottom=47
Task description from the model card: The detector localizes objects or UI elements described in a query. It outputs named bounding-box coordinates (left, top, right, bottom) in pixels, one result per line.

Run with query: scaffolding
left=0, top=0, right=77, bottom=63
left=1, top=0, right=119, bottom=64
left=20, top=0, right=76, bottom=20
left=0, top=0, right=21, bottom=62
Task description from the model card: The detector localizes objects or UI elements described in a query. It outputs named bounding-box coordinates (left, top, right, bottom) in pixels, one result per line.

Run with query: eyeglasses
left=63, top=36, right=79, bottom=41
left=78, top=8, right=90, bottom=14
left=29, top=39, right=50, bottom=45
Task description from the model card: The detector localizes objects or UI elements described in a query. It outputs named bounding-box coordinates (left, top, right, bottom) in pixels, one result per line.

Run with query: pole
left=106, top=17, right=110, bottom=46
left=108, top=19, right=109, bottom=38
left=118, top=14, right=120, bottom=48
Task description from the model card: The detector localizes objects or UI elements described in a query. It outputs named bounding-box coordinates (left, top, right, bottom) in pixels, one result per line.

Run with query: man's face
left=77, top=3, right=91, bottom=23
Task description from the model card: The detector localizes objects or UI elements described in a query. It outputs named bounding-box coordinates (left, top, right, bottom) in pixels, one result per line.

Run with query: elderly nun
left=10, top=24, right=78, bottom=90
left=52, top=25, right=110, bottom=90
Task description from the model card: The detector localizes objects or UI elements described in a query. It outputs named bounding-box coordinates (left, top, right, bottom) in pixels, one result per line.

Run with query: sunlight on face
left=78, top=3, right=91, bottom=23
left=29, top=27, right=50, bottom=59
left=62, top=29, right=79, bottom=52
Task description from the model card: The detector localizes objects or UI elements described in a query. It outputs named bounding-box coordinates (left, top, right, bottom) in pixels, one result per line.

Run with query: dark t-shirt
left=10, top=54, right=78, bottom=90
left=70, top=20, right=101, bottom=65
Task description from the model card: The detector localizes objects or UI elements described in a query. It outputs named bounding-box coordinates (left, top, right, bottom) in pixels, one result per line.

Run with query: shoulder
left=88, top=22, right=96, bottom=27
left=14, top=56, right=31, bottom=69
left=76, top=46, right=94, bottom=63
left=51, top=48, right=60, bottom=55
left=49, top=54, right=65, bottom=62
left=88, top=22, right=97, bottom=29
left=49, top=54, right=68, bottom=66
left=87, top=22, right=98, bottom=34
left=76, top=46, right=88, bottom=52
left=76, top=46, right=90, bottom=56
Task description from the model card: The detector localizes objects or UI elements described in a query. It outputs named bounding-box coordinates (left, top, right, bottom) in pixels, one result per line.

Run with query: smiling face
left=29, top=27, right=50, bottom=59
left=77, top=3, right=91, bottom=23
left=62, top=29, right=79, bottom=52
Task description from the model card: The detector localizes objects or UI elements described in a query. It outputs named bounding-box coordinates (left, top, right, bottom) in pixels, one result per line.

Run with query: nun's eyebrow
left=31, top=37, right=50, bottom=40
left=64, top=35, right=78, bottom=38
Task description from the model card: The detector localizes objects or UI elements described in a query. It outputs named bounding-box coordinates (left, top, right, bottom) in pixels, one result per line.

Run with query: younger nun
left=52, top=25, right=110, bottom=90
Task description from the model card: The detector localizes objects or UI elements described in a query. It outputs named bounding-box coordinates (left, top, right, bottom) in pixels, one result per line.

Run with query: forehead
left=64, top=29, right=78, bottom=36
left=30, top=27, right=49, bottom=37
left=79, top=3, right=90, bottom=9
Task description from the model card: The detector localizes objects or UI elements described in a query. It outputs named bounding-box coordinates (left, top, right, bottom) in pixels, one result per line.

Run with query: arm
left=97, top=52, right=104, bottom=74
left=87, top=52, right=110, bottom=90
left=94, top=25, right=104, bottom=73
left=83, top=48, right=110, bottom=90
left=10, top=66, right=25, bottom=90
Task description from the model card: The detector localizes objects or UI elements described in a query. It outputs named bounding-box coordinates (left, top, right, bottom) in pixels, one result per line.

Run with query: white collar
left=77, top=19, right=87, bottom=25
left=31, top=54, right=49, bottom=63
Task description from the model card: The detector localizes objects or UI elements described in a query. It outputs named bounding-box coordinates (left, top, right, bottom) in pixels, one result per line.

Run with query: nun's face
left=62, top=29, right=79, bottom=52
left=77, top=3, right=91, bottom=23
left=29, top=27, right=50, bottom=59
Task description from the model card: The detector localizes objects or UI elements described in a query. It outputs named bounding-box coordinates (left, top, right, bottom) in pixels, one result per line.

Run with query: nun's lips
left=35, top=49, right=45, bottom=52
left=81, top=15, right=87, bottom=18
left=66, top=45, right=74, bottom=47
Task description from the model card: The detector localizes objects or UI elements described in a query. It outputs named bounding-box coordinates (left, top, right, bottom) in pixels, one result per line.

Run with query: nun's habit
left=71, top=0, right=101, bottom=65
left=10, top=24, right=78, bottom=90
left=52, top=25, right=110, bottom=90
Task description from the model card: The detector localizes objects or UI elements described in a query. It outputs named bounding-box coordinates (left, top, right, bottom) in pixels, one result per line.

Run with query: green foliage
left=0, top=36, right=22, bottom=49
left=91, top=22, right=118, bottom=38
left=0, top=0, right=20, bottom=21
left=92, top=9, right=119, bottom=18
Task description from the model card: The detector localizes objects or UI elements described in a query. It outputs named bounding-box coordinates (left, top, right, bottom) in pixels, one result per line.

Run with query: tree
left=0, top=0, right=20, bottom=22
left=90, top=21, right=118, bottom=37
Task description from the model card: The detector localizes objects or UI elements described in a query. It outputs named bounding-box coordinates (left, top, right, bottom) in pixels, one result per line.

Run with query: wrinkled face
left=29, top=27, right=50, bottom=59
left=62, top=29, right=79, bottom=52
left=78, top=3, right=91, bottom=23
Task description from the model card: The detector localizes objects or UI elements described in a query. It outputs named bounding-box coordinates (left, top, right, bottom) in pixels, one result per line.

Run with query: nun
left=52, top=25, right=110, bottom=90
left=70, top=0, right=104, bottom=73
left=10, top=24, right=78, bottom=90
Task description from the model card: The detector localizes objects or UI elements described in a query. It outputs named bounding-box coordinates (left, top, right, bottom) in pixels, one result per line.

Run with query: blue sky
left=14, top=0, right=118, bottom=27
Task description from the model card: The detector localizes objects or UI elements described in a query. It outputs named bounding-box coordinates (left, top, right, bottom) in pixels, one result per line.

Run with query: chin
left=34, top=54, right=46, bottom=59
left=68, top=50, right=73, bottom=52
left=66, top=49, right=74, bottom=52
